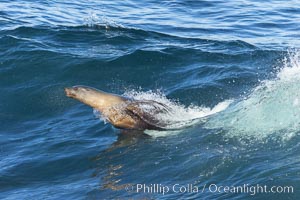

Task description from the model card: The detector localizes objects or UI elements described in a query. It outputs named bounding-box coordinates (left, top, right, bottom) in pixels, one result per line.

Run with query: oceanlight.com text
left=125, top=183, right=294, bottom=196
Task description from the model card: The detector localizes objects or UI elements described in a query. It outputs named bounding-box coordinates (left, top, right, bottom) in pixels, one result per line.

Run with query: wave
left=1, top=24, right=270, bottom=71
left=1, top=23, right=258, bottom=49
left=89, top=49, right=300, bottom=141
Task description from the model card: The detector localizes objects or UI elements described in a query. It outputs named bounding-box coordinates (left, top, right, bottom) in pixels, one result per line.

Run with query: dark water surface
left=1, top=0, right=300, bottom=199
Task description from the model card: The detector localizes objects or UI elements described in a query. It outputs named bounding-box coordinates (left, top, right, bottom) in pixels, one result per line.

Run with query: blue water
left=1, top=0, right=300, bottom=199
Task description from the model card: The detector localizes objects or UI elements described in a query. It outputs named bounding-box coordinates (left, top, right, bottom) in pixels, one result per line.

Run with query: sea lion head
left=65, top=86, right=126, bottom=111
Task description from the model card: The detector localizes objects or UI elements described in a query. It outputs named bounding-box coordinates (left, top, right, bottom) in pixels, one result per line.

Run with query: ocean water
left=1, top=0, right=300, bottom=199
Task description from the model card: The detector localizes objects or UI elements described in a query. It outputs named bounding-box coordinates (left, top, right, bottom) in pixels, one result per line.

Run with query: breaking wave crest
left=206, top=50, right=300, bottom=141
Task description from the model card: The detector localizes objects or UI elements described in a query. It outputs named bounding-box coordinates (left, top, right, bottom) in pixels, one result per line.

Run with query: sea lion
left=65, top=86, right=169, bottom=130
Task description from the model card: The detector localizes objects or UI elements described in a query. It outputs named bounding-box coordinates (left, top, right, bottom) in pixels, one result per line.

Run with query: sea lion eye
left=73, top=86, right=79, bottom=91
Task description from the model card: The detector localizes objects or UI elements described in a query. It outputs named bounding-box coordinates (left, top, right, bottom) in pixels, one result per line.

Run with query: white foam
left=84, top=11, right=123, bottom=29
left=124, top=90, right=231, bottom=137
left=278, top=50, right=300, bottom=80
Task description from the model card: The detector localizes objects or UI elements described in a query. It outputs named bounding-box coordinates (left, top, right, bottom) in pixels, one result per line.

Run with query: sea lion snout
left=65, top=86, right=90, bottom=98
left=65, top=86, right=103, bottom=102
left=65, top=87, right=77, bottom=98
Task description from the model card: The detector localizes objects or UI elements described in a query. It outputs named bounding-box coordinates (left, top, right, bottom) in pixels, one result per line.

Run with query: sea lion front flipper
left=125, top=100, right=170, bottom=130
